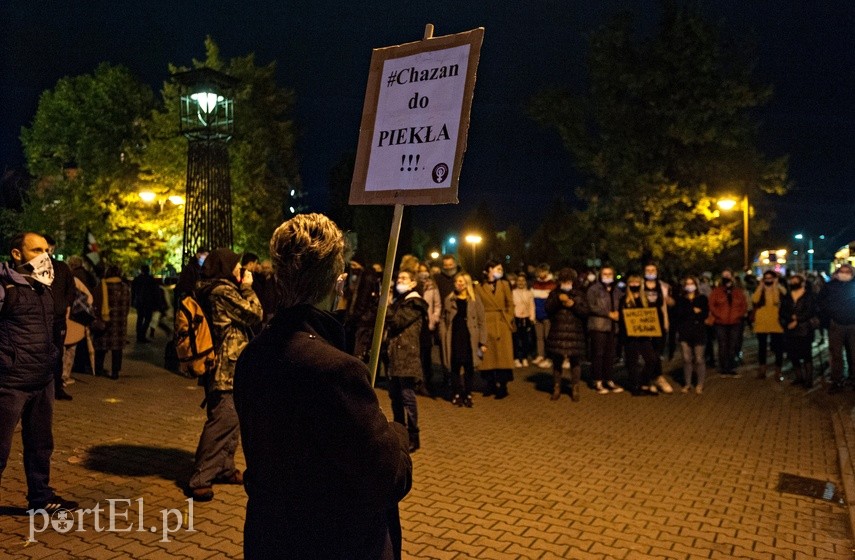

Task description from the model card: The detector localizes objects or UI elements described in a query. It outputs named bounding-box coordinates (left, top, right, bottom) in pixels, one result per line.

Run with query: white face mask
left=25, top=252, right=54, bottom=287
left=560, top=283, right=573, bottom=291
left=685, top=285, right=697, bottom=293
left=586, top=273, right=596, bottom=283
left=839, top=273, right=853, bottom=282
left=644, top=273, right=657, bottom=281
left=601, top=276, right=614, bottom=285
left=491, top=270, right=503, bottom=281
left=395, top=283, right=410, bottom=294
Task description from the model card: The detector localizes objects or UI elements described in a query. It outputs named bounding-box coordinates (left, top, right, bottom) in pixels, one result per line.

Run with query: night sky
left=2, top=1, right=853, bottom=254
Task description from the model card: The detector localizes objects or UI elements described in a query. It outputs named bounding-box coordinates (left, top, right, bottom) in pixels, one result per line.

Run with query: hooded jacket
left=196, top=249, right=263, bottom=392
left=0, top=262, right=58, bottom=390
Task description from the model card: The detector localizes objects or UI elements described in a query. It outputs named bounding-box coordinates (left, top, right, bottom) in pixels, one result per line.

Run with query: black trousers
left=136, top=307, right=154, bottom=341
left=0, top=380, right=55, bottom=504
left=590, top=330, right=617, bottom=382
left=52, top=320, right=66, bottom=392
left=624, top=338, right=658, bottom=389
left=95, top=350, right=123, bottom=377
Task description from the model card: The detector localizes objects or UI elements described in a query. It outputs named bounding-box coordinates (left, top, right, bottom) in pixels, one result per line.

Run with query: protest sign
left=350, top=27, right=484, bottom=205
left=623, top=308, right=663, bottom=338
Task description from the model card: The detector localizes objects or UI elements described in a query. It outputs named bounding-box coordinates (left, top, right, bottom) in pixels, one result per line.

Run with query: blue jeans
left=0, top=380, right=55, bottom=503
left=388, top=377, right=418, bottom=435
left=680, top=342, right=706, bottom=388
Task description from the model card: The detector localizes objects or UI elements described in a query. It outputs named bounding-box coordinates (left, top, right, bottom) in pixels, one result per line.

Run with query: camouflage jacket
left=197, top=279, right=263, bottom=392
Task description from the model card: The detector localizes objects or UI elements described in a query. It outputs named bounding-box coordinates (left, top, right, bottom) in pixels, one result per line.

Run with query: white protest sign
left=351, top=28, right=484, bottom=205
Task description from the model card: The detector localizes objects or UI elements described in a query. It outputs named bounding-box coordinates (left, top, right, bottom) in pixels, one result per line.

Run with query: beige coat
left=475, top=280, right=515, bottom=370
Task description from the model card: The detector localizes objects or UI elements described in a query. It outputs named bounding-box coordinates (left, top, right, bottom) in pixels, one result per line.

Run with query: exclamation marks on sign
left=400, top=154, right=421, bottom=172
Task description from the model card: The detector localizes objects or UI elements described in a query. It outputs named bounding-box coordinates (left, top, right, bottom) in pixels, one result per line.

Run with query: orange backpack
left=174, top=295, right=216, bottom=377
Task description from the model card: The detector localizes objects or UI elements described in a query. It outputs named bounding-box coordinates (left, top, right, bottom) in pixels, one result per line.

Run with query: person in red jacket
left=708, top=269, right=748, bottom=376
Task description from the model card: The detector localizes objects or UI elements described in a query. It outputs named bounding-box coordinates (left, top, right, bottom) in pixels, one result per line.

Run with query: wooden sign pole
left=367, top=24, right=435, bottom=388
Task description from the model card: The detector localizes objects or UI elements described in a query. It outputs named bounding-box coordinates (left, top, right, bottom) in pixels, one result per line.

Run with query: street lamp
left=793, top=233, right=822, bottom=272
left=717, top=195, right=749, bottom=271
left=442, top=236, right=457, bottom=256
left=139, top=191, right=185, bottom=213
left=464, top=234, right=482, bottom=269
left=174, top=67, right=239, bottom=263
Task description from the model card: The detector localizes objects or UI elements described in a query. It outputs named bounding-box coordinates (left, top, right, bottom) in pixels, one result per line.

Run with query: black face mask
left=628, top=285, right=641, bottom=293
left=722, top=278, right=732, bottom=286
left=789, top=282, right=802, bottom=290
left=763, top=279, right=774, bottom=286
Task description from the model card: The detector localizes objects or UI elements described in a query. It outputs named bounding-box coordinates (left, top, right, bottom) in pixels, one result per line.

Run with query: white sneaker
left=695, top=385, right=704, bottom=395
left=648, top=384, right=659, bottom=394
left=680, top=385, right=691, bottom=394
left=595, top=381, right=609, bottom=395
left=522, top=359, right=529, bottom=367
left=514, top=359, right=523, bottom=368
left=562, top=358, right=570, bottom=369
left=655, top=375, right=674, bottom=394
left=540, top=359, right=553, bottom=369
left=533, top=356, right=545, bottom=366
left=605, top=381, right=623, bottom=393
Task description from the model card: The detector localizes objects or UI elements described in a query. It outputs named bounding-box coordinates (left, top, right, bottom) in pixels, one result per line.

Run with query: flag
left=83, top=229, right=101, bottom=271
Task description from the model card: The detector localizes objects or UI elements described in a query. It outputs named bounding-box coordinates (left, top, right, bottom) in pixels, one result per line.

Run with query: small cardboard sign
left=350, top=28, right=484, bottom=205
left=623, top=308, right=662, bottom=338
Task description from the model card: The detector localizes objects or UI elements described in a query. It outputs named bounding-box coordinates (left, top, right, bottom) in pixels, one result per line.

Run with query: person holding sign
left=544, top=268, right=590, bottom=401
left=620, top=274, right=661, bottom=396
left=234, top=214, right=412, bottom=560
left=672, top=276, right=709, bottom=394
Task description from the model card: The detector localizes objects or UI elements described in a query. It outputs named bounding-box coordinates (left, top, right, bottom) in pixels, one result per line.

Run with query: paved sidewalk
left=1, top=329, right=854, bottom=559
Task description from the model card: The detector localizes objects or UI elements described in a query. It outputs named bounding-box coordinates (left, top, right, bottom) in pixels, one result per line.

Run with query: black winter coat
left=544, top=287, right=589, bottom=358
left=672, top=294, right=709, bottom=346
left=0, top=263, right=57, bottom=390
left=385, top=291, right=428, bottom=378
left=234, top=304, right=412, bottom=560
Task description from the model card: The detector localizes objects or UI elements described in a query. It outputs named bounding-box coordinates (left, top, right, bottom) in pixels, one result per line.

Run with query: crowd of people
left=2, top=219, right=854, bottom=558
left=336, top=253, right=854, bottom=405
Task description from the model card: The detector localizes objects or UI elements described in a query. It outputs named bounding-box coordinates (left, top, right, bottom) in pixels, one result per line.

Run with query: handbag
left=69, top=287, right=97, bottom=326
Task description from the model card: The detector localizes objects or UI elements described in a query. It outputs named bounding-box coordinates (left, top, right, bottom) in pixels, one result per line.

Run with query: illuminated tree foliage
left=530, top=3, right=788, bottom=275
left=18, top=38, right=301, bottom=272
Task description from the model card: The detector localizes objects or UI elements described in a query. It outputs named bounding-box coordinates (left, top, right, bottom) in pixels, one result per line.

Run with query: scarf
left=101, top=277, right=122, bottom=321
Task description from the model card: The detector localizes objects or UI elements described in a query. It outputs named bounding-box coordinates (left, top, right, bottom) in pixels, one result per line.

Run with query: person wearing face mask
left=475, top=260, right=516, bottom=398
left=779, top=273, right=819, bottom=388
left=432, top=254, right=462, bottom=303
left=752, top=270, right=786, bottom=380
left=187, top=248, right=263, bottom=503
left=544, top=268, right=590, bottom=401
left=673, top=276, right=709, bottom=394
left=619, top=274, right=660, bottom=396
left=234, top=214, right=412, bottom=560
left=384, top=269, right=429, bottom=451
left=531, top=263, right=557, bottom=368
left=511, top=273, right=535, bottom=367
left=642, top=263, right=675, bottom=393
left=0, top=232, right=79, bottom=513
left=586, top=266, right=624, bottom=394
left=708, top=268, right=748, bottom=376
left=818, top=264, right=855, bottom=393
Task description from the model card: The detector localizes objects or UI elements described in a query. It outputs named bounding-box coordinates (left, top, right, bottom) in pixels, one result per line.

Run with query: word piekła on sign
left=350, top=27, right=484, bottom=205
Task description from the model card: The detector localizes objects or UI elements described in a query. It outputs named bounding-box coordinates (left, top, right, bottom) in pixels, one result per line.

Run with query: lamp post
left=464, top=234, right=482, bottom=270
left=174, top=67, right=238, bottom=264
left=717, top=195, right=749, bottom=271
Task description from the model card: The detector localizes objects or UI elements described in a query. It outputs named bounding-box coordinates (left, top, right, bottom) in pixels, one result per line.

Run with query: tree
left=530, top=3, right=788, bottom=276
left=140, top=37, right=303, bottom=260
left=20, top=63, right=161, bottom=268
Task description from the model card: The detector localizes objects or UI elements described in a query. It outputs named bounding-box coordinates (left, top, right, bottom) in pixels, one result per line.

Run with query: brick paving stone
left=2, top=327, right=855, bottom=558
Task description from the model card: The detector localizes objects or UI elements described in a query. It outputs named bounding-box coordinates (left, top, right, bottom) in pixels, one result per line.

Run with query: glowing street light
left=464, top=234, right=482, bottom=269
left=717, top=195, right=750, bottom=270
left=429, top=251, right=440, bottom=260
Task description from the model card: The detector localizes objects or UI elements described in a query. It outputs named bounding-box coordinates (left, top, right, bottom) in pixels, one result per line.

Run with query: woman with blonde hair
left=440, top=273, right=486, bottom=407
left=620, top=274, right=660, bottom=396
